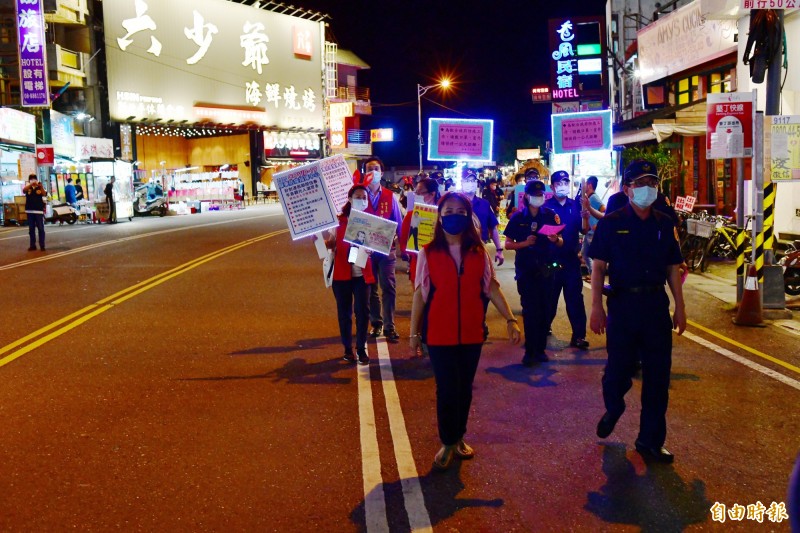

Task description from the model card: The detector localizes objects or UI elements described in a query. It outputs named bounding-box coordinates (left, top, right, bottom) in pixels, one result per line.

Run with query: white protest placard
left=684, top=195, right=697, bottom=212
left=674, top=196, right=687, bottom=211
left=343, top=210, right=398, bottom=255
left=274, top=161, right=339, bottom=240
left=319, top=154, right=354, bottom=212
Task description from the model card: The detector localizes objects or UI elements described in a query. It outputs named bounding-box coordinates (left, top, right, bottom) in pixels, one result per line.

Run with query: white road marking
left=683, top=331, right=800, bottom=391
left=0, top=214, right=281, bottom=271
left=375, top=338, right=433, bottom=532
left=357, top=360, right=389, bottom=533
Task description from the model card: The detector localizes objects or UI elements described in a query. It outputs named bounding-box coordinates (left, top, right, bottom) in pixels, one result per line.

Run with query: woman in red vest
left=324, top=185, right=376, bottom=365
left=409, top=192, right=521, bottom=470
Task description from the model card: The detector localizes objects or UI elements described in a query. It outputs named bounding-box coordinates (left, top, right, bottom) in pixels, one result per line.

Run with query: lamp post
left=417, top=79, right=450, bottom=173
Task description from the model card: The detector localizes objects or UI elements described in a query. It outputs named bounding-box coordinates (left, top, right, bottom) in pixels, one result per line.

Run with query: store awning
left=613, top=127, right=657, bottom=145
left=653, top=123, right=706, bottom=142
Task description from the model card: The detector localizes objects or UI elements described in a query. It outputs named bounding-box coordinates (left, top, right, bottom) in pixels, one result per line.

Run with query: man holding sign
left=360, top=157, right=404, bottom=343
left=504, top=180, right=565, bottom=366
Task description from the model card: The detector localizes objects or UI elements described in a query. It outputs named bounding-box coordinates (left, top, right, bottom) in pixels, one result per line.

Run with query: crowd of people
left=324, top=156, right=687, bottom=470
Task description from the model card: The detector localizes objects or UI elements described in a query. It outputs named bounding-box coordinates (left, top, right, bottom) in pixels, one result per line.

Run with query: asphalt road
left=1, top=205, right=798, bottom=531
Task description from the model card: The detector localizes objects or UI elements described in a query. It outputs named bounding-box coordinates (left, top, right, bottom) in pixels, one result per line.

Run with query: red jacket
left=333, top=215, right=376, bottom=283
left=366, top=187, right=395, bottom=219
left=422, top=246, right=488, bottom=346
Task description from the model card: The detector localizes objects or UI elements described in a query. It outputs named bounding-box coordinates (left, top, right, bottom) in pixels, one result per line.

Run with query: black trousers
left=516, top=269, right=553, bottom=356
left=428, top=344, right=483, bottom=446
left=331, top=277, right=370, bottom=353
left=547, top=261, right=587, bottom=340
left=604, top=291, right=673, bottom=448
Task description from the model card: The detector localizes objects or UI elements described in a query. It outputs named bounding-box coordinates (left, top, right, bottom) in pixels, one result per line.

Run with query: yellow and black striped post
left=763, top=181, right=776, bottom=257
left=736, top=228, right=746, bottom=301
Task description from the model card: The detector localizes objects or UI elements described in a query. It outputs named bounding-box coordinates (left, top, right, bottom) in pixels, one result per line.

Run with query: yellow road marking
left=688, top=319, right=800, bottom=376
left=0, top=230, right=287, bottom=369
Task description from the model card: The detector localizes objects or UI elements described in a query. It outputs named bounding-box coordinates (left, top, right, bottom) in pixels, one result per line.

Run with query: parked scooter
left=780, top=241, right=800, bottom=296
left=134, top=184, right=167, bottom=217
left=46, top=202, right=78, bottom=225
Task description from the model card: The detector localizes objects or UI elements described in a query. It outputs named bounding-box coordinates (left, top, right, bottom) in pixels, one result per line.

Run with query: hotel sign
left=103, top=0, right=324, bottom=130
left=15, top=0, right=50, bottom=107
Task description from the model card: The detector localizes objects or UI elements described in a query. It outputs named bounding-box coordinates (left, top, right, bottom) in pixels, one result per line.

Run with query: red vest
left=422, top=246, right=487, bottom=346
left=333, top=216, right=376, bottom=283
left=366, top=187, right=395, bottom=219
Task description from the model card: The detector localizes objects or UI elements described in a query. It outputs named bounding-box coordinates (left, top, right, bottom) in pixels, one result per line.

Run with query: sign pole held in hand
left=314, top=231, right=328, bottom=259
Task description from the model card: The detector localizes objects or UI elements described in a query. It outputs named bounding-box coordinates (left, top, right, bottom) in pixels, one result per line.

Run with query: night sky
left=300, top=0, right=607, bottom=167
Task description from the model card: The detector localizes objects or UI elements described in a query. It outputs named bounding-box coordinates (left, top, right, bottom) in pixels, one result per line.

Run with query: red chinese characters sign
left=706, top=92, right=755, bottom=159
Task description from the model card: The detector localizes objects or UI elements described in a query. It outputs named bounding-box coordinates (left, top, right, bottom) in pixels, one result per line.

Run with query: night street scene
left=2, top=0, right=800, bottom=530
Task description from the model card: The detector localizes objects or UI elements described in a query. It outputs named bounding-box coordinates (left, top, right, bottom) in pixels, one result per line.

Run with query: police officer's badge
left=554, top=214, right=561, bottom=225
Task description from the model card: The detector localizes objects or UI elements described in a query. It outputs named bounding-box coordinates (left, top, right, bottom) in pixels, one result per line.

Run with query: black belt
left=610, top=285, right=664, bottom=294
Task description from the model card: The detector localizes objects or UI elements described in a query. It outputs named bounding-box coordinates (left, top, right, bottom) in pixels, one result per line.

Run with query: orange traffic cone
left=733, top=265, right=765, bottom=327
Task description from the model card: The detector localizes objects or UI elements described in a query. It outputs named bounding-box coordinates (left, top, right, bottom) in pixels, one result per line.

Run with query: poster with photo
left=343, top=210, right=398, bottom=255
left=404, top=203, right=438, bottom=254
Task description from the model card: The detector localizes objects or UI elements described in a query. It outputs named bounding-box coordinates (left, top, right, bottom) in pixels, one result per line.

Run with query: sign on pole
left=706, top=92, right=755, bottom=159
left=551, top=110, right=613, bottom=154
left=766, top=115, right=800, bottom=182
left=427, top=118, right=494, bottom=162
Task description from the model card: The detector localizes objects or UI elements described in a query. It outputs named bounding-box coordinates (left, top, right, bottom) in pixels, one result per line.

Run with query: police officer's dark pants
left=516, top=270, right=553, bottom=356
left=28, top=213, right=45, bottom=248
left=331, top=277, right=370, bottom=353
left=604, top=291, right=673, bottom=447
left=427, top=344, right=482, bottom=446
left=369, top=250, right=397, bottom=331
left=547, top=261, right=587, bottom=340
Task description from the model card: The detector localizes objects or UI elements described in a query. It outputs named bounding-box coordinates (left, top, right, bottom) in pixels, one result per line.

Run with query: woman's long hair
left=428, top=192, right=485, bottom=257
left=341, top=184, right=368, bottom=217
left=417, top=177, right=441, bottom=205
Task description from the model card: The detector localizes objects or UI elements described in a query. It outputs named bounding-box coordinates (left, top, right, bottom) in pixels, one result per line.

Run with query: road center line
left=357, top=359, right=389, bottom=533
left=0, top=230, right=287, bottom=369
left=375, top=339, right=433, bottom=532
left=683, top=331, right=800, bottom=391
left=0, top=213, right=282, bottom=271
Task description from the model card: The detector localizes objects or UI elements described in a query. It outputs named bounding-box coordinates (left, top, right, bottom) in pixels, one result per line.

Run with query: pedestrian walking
left=580, top=176, right=606, bottom=277
left=544, top=170, right=589, bottom=349
left=74, top=177, right=84, bottom=202
left=503, top=180, right=564, bottom=366
left=104, top=177, right=117, bottom=224
left=64, top=177, right=77, bottom=208
left=589, top=159, right=686, bottom=463
left=23, top=174, right=46, bottom=251
left=359, top=156, right=404, bottom=343
left=481, top=177, right=504, bottom=217
left=409, top=192, right=520, bottom=470
left=323, top=184, right=376, bottom=365
left=460, top=171, right=504, bottom=265
left=399, top=177, right=441, bottom=285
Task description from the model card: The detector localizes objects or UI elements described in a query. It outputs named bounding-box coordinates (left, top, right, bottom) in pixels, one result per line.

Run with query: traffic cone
left=733, top=265, right=765, bottom=327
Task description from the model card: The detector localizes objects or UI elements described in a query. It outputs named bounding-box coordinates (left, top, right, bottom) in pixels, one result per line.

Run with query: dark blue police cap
left=623, top=160, right=659, bottom=184
left=524, top=168, right=540, bottom=179
left=525, top=180, right=546, bottom=195
left=430, top=171, right=444, bottom=182
left=551, top=170, right=570, bottom=183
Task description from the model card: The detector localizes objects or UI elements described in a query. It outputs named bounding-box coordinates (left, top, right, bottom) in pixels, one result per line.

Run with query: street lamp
left=417, top=79, right=450, bottom=173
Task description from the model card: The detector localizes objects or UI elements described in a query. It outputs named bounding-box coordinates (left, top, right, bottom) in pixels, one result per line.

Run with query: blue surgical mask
left=554, top=185, right=569, bottom=199
left=351, top=198, right=368, bottom=212
left=528, top=196, right=545, bottom=208
left=441, top=214, right=470, bottom=235
left=462, top=181, right=477, bottom=194
left=631, top=186, right=658, bottom=208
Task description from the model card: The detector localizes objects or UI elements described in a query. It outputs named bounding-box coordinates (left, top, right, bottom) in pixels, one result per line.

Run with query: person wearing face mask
left=359, top=156, right=404, bottom=343
left=400, top=177, right=441, bottom=285
left=481, top=177, right=504, bottom=216
left=323, top=185, right=376, bottom=365
left=23, top=174, right=47, bottom=251
left=588, top=159, right=686, bottom=464
left=544, top=170, right=590, bottom=350
left=409, top=192, right=521, bottom=470
left=503, top=180, right=564, bottom=366
left=606, top=167, right=679, bottom=227
left=461, top=171, right=504, bottom=266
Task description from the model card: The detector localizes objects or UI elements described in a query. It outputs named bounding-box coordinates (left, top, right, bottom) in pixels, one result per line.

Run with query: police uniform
left=504, top=180, right=560, bottom=364
left=588, top=163, right=683, bottom=459
left=544, top=171, right=588, bottom=346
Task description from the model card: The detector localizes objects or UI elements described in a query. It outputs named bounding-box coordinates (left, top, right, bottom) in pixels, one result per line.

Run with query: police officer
left=544, top=171, right=589, bottom=349
left=606, top=172, right=679, bottom=226
left=588, top=160, right=686, bottom=463
left=504, top=180, right=564, bottom=366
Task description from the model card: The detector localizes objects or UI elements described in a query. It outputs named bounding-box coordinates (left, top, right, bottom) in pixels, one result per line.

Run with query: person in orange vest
left=322, top=184, right=376, bottom=365
left=359, top=157, right=404, bottom=343
left=409, top=192, right=521, bottom=471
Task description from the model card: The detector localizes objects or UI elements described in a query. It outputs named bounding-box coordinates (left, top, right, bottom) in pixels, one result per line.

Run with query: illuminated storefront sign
left=50, top=110, right=76, bottom=158
left=15, top=0, right=50, bottom=107
left=0, top=108, right=37, bottom=146
left=330, top=102, right=354, bottom=119
left=427, top=118, right=493, bottom=162
left=551, top=110, right=613, bottom=154
left=548, top=16, right=606, bottom=106
left=103, top=0, right=324, bottom=130
left=264, top=131, right=321, bottom=159
left=531, top=87, right=551, bottom=103
left=370, top=129, right=394, bottom=142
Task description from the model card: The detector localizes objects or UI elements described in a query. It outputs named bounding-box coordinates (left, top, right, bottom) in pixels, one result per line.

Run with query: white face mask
left=368, top=169, right=382, bottom=182
left=462, top=181, right=477, bottom=194
left=630, top=186, right=658, bottom=208
left=351, top=198, right=368, bottom=212
left=528, top=196, right=545, bottom=208
left=554, top=185, right=569, bottom=199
